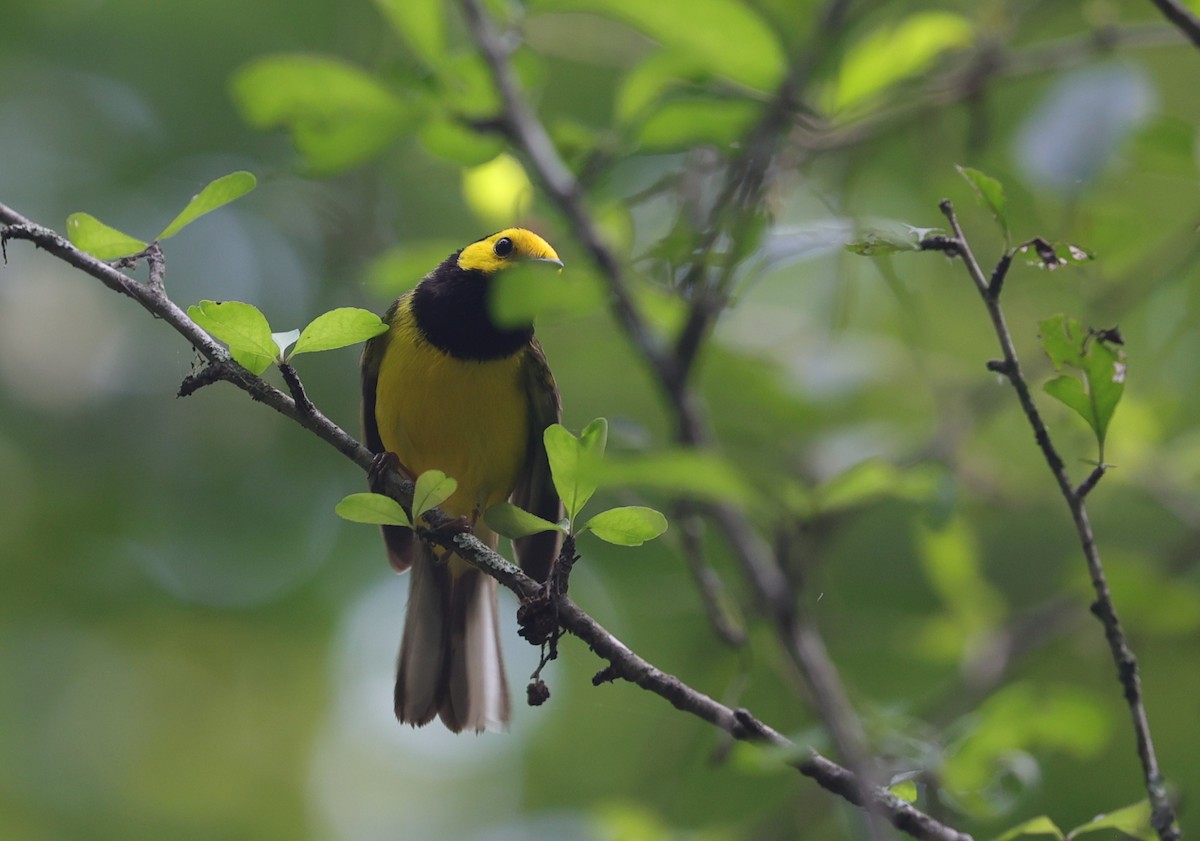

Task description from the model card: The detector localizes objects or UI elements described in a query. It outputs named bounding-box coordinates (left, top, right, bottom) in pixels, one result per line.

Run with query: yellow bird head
left=456, top=228, right=563, bottom=275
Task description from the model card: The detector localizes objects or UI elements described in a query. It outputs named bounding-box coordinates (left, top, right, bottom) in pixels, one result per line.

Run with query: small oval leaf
left=412, top=469, right=457, bottom=519
left=484, top=502, right=566, bottom=540
left=66, top=213, right=147, bottom=260
left=545, top=418, right=608, bottom=524
left=187, top=300, right=278, bottom=375
left=335, top=492, right=412, bottom=527
left=158, top=171, right=257, bottom=241
left=291, top=307, right=389, bottom=357
left=956, top=165, right=1009, bottom=243
left=583, top=506, right=668, bottom=546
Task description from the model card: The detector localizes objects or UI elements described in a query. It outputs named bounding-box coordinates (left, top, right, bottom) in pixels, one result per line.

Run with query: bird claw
left=368, top=451, right=413, bottom=493
left=424, top=514, right=472, bottom=537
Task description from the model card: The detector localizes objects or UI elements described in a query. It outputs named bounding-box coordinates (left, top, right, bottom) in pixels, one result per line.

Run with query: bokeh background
left=2, top=1, right=1199, bottom=839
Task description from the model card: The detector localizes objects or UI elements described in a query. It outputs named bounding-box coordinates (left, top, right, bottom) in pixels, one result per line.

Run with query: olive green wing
left=511, top=337, right=564, bottom=584
left=361, top=302, right=415, bottom=571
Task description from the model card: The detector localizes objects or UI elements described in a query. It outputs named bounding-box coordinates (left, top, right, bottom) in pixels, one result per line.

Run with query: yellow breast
left=373, top=304, right=530, bottom=519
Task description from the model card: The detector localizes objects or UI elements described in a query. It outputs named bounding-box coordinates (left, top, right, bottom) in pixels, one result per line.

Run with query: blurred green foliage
left=2, top=1, right=1199, bottom=840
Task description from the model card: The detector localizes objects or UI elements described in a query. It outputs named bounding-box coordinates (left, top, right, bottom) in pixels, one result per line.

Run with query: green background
left=1, top=1, right=1198, bottom=839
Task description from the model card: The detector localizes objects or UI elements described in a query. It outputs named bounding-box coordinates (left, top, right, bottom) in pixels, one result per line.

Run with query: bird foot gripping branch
left=516, top=533, right=580, bottom=706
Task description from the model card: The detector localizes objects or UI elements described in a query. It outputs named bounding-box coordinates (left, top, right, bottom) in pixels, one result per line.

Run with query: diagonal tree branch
left=1, top=203, right=973, bottom=841
left=1146, top=0, right=1200, bottom=47
left=929, top=201, right=1181, bottom=841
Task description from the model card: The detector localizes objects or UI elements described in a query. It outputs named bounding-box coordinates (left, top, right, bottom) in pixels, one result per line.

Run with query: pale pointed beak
left=530, top=256, right=564, bottom=269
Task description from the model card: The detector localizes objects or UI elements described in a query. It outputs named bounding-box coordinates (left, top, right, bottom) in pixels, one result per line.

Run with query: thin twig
left=0, top=204, right=370, bottom=471
left=1075, top=465, right=1107, bottom=500
left=935, top=200, right=1181, bottom=841
left=675, top=502, right=748, bottom=647
left=1, top=203, right=973, bottom=841
left=279, top=361, right=315, bottom=416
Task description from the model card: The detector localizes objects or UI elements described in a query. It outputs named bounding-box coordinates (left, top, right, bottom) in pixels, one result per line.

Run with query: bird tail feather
left=394, top=539, right=510, bottom=733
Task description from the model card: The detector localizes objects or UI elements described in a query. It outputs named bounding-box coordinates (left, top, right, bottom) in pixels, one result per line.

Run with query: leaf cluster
left=338, top=417, right=669, bottom=549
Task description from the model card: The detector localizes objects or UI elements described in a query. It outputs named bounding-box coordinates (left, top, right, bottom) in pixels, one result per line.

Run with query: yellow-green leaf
left=291, top=308, right=388, bottom=357
left=636, top=97, right=760, bottom=152
left=411, top=470, right=457, bottom=519
left=490, top=265, right=603, bottom=328
left=598, top=449, right=759, bottom=508
left=545, top=418, right=608, bottom=524
left=583, top=506, right=668, bottom=546
left=335, top=492, right=412, bottom=527
left=1066, top=800, right=1154, bottom=841
left=65, top=213, right=147, bottom=260
left=231, top=55, right=413, bottom=174
left=187, top=300, right=278, bottom=375
left=992, top=815, right=1064, bottom=841
left=956, top=165, right=1009, bottom=244
left=829, top=12, right=973, bottom=113
left=534, top=0, right=784, bottom=91
left=158, top=171, right=257, bottom=241
left=372, top=0, right=443, bottom=65
left=484, top=502, right=566, bottom=540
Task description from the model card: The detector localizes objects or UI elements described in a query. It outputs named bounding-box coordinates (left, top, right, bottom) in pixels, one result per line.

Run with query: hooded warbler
left=361, top=228, right=564, bottom=733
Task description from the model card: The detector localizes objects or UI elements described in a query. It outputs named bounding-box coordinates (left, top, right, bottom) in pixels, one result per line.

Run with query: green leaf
left=372, top=0, right=443, bottom=65
left=335, top=492, right=412, bottom=527
left=545, top=418, right=608, bottom=524
left=917, top=516, right=1006, bottom=636
left=1039, top=316, right=1127, bottom=460
left=1040, top=315, right=1086, bottom=369
left=815, top=460, right=941, bottom=515
left=1043, top=375, right=1093, bottom=430
left=157, top=171, right=257, bottom=240
left=844, top=228, right=923, bottom=256
left=636, top=97, right=760, bottom=152
left=890, top=779, right=918, bottom=803
left=534, top=0, right=785, bottom=91
left=437, top=51, right=504, bottom=119
left=231, top=55, right=414, bottom=175
left=65, top=213, right=147, bottom=260
left=272, top=329, right=301, bottom=358
left=956, top=165, right=1009, bottom=244
left=187, top=300, right=278, bottom=375
left=412, top=469, right=457, bottom=519
left=583, top=506, right=668, bottom=546
left=598, top=449, right=759, bottom=508
left=615, top=50, right=709, bottom=125
left=829, top=12, right=973, bottom=113
left=291, top=307, right=389, bottom=357
left=484, top=502, right=567, bottom=540
left=992, top=816, right=1064, bottom=841
left=418, top=115, right=506, bottom=166
left=366, top=239, right=463, bottom=296
left=489, top=265, right=604, bottom=328
left=943, top=683, right=1111, bottom=802
left=1066, top=800, right=1154, bottom=841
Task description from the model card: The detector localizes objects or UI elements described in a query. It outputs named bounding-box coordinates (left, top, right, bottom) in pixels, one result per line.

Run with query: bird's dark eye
left=493, top=237, right=514, bottom=257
